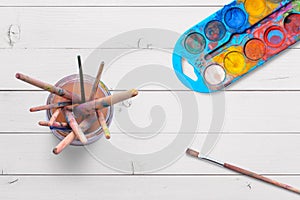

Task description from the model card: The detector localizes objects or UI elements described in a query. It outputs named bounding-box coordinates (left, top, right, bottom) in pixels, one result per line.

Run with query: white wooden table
left=0, top=1, right=299, bottom=199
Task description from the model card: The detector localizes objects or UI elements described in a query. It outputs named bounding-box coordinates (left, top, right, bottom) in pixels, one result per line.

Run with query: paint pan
left=224, top=7, right=247, bottom=29
left=264, top=26, right=286, bottom=47
left=244, top=38, right=266, bottom=61
left=46, top=74, right=114, bottom=145
left=224, top=51, right=246, bottom=76
left=204, top=20, right=226, bottom=41
left=203, top=64, right=226, bottom=86
left=173, top=0, right=297, bottom=93
left=184, top=32, right=206, bottom=54
left=284, top=13, right=300, bottom=35
left=244, top=0, right=267, bottom=17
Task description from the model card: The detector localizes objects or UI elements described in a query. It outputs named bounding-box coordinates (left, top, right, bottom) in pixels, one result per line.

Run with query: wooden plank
left=5, top=7, right=300, bottom=49
left=1, top=91, right=300, bottom=132
left=5, top=49, right=300, bottom=90
left=0, top=0, right=227, bottom=6
left=0, top=7, right=219, bottom=49
left=0, top=176, right=299, bottom=200
left=0, top=133, right=299, bottom=174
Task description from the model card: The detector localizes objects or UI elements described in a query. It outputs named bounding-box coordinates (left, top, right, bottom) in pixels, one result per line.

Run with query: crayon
left=89, top=61, right=104, bottom=101
left=15, top=73, right=81, bottom=102
left=30, top=101, right=72, bottom=112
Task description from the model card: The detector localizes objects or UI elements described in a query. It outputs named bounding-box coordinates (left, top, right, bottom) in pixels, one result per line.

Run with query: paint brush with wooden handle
left=73, top=89, right=138, bottom=117
left=15, top=72, right=81, bottom=102
left=77, top=55, right=86, bottom=103
left=53, top=115, right=98, bottom=154
left=63, top=109, right=88, bottom=144
left=89, top=61, right=104, bottom=101
left=186, top=148, right=300, bottom=195
left=30, top=101, right=72, bottom=112
left=96, top=109, right=110, bottom=139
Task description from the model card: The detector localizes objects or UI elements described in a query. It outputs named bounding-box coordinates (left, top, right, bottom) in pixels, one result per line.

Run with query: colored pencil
left=74, top=89, right=138, bottom=116
left=49, top=108, right=61, bottom=126
left=186, top=148, right=300, bottom=195
left=30, top=101, right=72, bottom=112
left=77, top=55, right=86, bottom=103
left=53, top=115, right=97, bottom=154
left=39, top=121, right=69, bottom=128
left=15, top=73, right=81, bottom=102
left=89, top=61, right=104, bottom=101
left=63, top=109, right=87, bottom=144
left=96, top=110, right=110, bottom=139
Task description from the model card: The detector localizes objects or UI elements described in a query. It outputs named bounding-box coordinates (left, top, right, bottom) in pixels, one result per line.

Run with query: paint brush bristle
left=186, top=148, right=200, bottom=158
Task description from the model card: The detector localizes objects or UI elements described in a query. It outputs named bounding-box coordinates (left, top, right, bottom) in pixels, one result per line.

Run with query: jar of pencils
left=45, top=74, right=114, bottom=146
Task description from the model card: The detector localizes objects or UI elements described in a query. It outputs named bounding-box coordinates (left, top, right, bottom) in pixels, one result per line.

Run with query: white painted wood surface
left=0, top=0, right=300, bottom=199
left=0, top=0, right=227, bottom=6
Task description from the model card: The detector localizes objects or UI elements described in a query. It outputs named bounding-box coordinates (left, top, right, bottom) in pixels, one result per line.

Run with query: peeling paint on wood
left=8, top=24, right=21, bottom=47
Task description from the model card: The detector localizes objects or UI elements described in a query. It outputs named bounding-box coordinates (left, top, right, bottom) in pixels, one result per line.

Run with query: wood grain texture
left=0, top=176, right=299, bottom=200
left=0, top=0, right=226, bottom=6
left=4, top=49, right=300, bottom=90
left=0, top=134, right=299, bottom=174
left=0, top=7, right=299, bottom=49
left=1, top=91, right=300, bottom=132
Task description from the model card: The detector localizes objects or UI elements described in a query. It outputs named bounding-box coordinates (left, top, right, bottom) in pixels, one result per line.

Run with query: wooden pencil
left=53, top=115, right=97, bottom=154
left=30, top=101, right=72, bottom=112
left=63, top=109, right=88, bottom=144
left=15, top=72, right=81, bottom=102
left=96, top=110, right=110, bottom=139
left=186, top=148, right=300, bottom=195
left=77, top=55, right=86, bottom=103
left=49, top=108, right=61, bottom=126
left=89, top=61, right=104, bottom=101
left=74, top=89, right=138, bottom=116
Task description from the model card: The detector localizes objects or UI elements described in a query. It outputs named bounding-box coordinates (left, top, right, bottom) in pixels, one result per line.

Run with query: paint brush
left=53, top=130, right=76, bottom=154
left=39, top=121, right=69, bottom=128
left=89, top=61, right=105, bottom=101
left=96, top=110, right=110, bottom=139
left=74, top=89, right=138, bottom=117
left=30, top=101, right=72, bottom=112
left=63, top=109, right=88, bottom=144
left=15, top=73, right=81, bottom=102
left=77, top=55, right=86, bottom=103
left=53, top=115, right=98, bottom=154
left=186, top=148, right=300, bottom=195
left=39, top=121, right=71, bottom=131
left=50, top=126, right=72, bottom=132
left=49, top=108, right=61, bottom=126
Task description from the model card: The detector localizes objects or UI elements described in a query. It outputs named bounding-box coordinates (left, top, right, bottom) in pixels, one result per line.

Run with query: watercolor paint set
left=173, top=0, right=300, bottom=93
